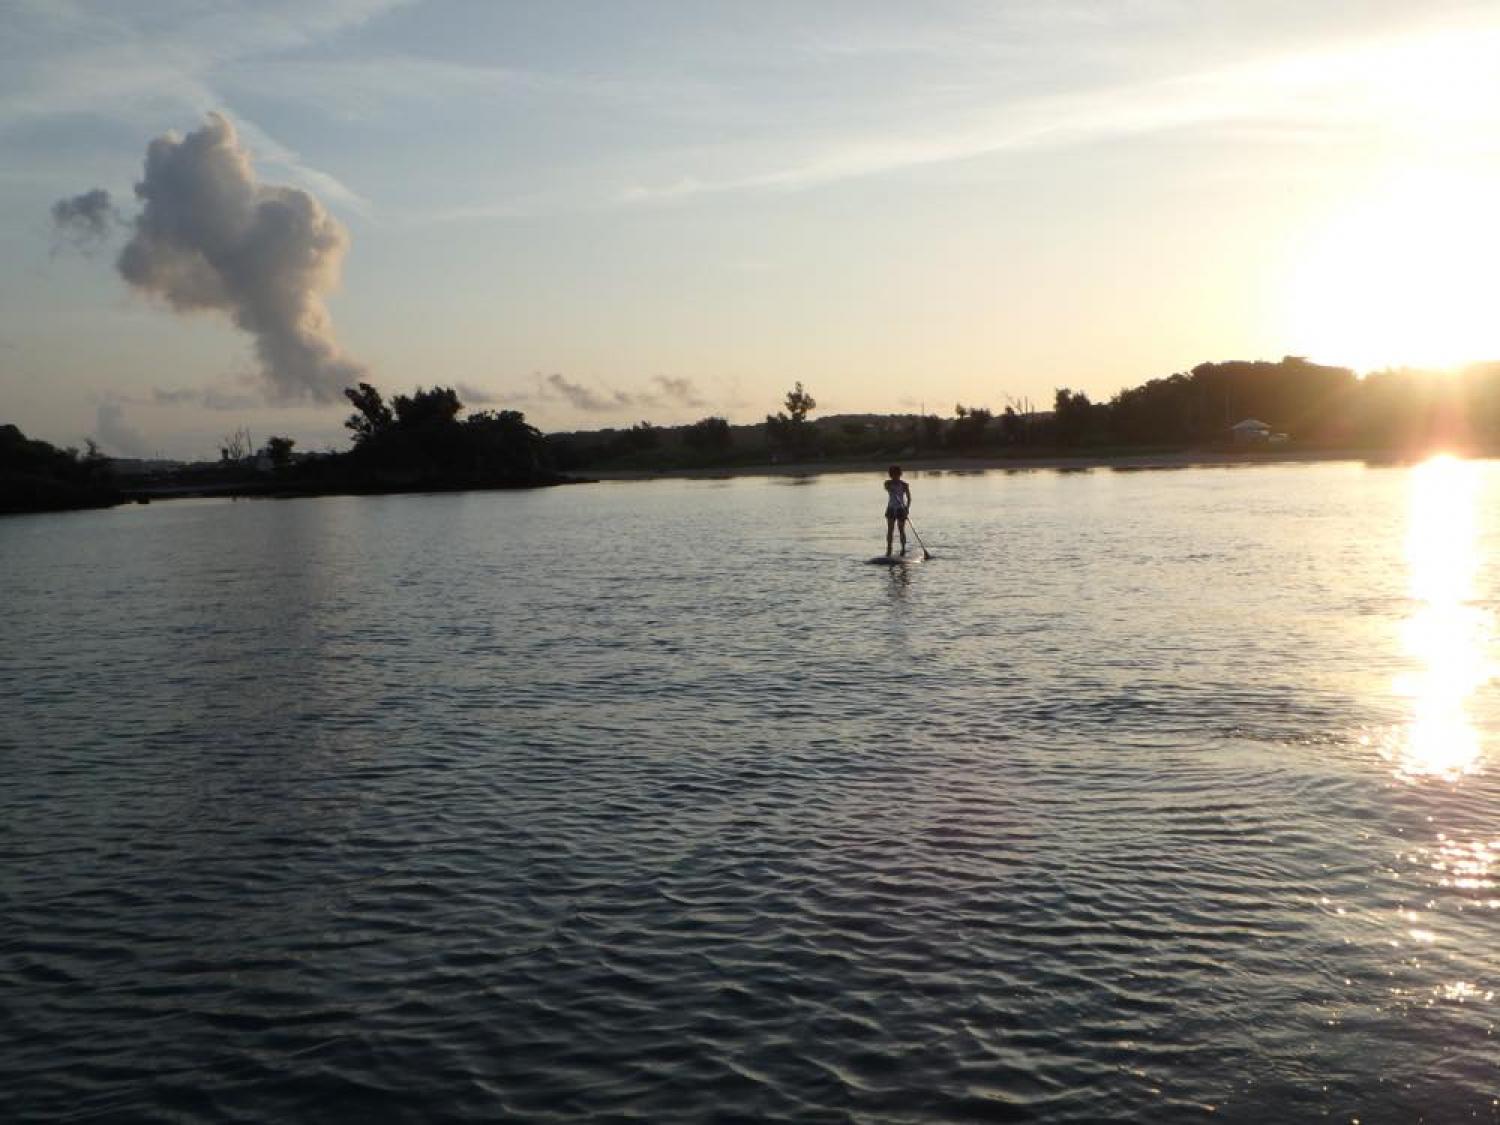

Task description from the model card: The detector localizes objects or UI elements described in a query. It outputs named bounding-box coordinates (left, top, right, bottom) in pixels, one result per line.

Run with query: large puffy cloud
left=110, top=112, right=365, bottom=403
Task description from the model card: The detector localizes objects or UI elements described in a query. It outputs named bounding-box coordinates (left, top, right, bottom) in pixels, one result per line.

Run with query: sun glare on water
left=1394, top=456, right=1494, bottom=781
left=1288, top=171, right=1500, bottom=373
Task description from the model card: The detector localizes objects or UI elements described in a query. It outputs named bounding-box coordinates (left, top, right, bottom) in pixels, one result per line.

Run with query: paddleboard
left=866, top=553, right=921, bottom=566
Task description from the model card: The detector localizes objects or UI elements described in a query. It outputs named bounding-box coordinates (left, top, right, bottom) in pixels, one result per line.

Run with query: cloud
left=3, top=2, right=390, bottom=213
left=109, top=111, right=366, bottom=403
left=51, top=188, right=122, bottom=251
left=455, top=382, right=500, bottom=406
left=543, top=373, right=637, bottom=412
left=93, top=400, right=149, bottom=457
left=529, top=372, right=709, bottom=413
left=149, top=387, right=200, bottom=405
left=650, top=376, right=706, bottom=407
left=228, top=116, right=373, bottom=216
left=228, top=54, right=540, bottom=121
left=617, top=21, right=1500, bottom=204
left=149, top=384, right=262, bottom=411
left=488, top=372, right=716, bottom=414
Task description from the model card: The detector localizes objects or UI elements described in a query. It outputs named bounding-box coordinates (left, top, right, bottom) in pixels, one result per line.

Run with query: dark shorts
left=886, top=507, right=908, bottom=520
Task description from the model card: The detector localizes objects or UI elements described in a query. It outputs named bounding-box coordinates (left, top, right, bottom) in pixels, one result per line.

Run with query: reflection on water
left=1395, top=456, right=1493, bottom=781
left=1431, top=833, right=1497, bottom=898
left=5, top=465, right=1500, bottom=1122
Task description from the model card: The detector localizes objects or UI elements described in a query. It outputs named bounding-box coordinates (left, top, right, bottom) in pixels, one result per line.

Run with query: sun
left=1285, top=170, right=1500, bottom=373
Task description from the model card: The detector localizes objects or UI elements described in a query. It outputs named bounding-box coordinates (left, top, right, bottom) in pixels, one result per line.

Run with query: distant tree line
left=551, top=356, right=1500, bottom=469
left=12, top=354, right=1500, bottom=513
left=226, top=358, right=1500, bottom=485
left=1052, top=357, right=1500, bottom=450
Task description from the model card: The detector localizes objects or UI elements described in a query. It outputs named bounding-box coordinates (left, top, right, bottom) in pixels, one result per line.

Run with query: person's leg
left=885, top=515, right=895, bottom=555
left=898, top=515, right=908, bottom=552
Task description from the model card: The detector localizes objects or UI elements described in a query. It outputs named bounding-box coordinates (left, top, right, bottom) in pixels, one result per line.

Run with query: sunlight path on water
left=1393, top=455, right=1494, bottom=782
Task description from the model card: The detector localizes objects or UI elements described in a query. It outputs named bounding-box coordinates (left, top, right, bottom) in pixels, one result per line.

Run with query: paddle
left=904, top=516, right=933, bottom=560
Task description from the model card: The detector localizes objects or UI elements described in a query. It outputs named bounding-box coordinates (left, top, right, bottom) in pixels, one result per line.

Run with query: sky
left=5, top=0, right=1500, bottom=458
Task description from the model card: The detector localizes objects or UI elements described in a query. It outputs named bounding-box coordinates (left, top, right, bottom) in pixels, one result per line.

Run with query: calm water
left=3, top=462, right=1497, bottom=1123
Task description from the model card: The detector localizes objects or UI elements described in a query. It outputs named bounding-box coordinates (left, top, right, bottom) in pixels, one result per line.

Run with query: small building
left=1230, top=418, right=1272, bottom=444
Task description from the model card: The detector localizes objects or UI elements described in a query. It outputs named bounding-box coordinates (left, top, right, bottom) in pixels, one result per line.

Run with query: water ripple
left=3, top=468, right=1499, bottom=1122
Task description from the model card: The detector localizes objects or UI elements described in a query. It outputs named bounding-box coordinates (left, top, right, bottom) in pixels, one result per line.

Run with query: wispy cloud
left=221, top=54, right=542, bottom=120
left=1, top=0, right=395, bottom=213
left=498, top=373, right=712, bottom=414
left=543, top=373, right=638, bottom=413
left=391, top=14, right=1500, bottom=223
left=148, top=384, right=262, bottom=412
left=455, top=381, right=500, bottom=406
left=231, top=117, right=373, bottom=216
left=614, top=21, right=1500, bottom=203
left=651, top=376, right=707, bottom=408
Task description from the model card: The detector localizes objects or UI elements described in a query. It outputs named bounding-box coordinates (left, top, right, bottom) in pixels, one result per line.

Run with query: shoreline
left=585, top=446, right=1451, bottom=482
left=114, top=474, right=591, bottom=504
left=10, top=446, right=1481, bottom=515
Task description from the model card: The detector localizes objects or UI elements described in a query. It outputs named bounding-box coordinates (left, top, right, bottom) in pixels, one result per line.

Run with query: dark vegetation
left=1054, top=357, right=1500, bottom=451
left=552, top=357, right=1500, bottom=471
left=4, top=385, right=560, bottom=514
left=128, top=384, right=562, bottom=500
left=11, top=356, right=1500, bottom=513
left=327, top=383, right=555, bottom=488
left=0, top=425, right=120, bottom=513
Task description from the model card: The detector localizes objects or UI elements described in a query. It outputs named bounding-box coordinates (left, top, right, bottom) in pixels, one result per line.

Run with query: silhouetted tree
left=263, top=435, right=295, bottom=468
left=1053, top=388, right=1099, bottom=446
left=544, top=435, right=585, bottom=471
left=464, top=409, right=546, bottom=478
left=0, top=422, right=121, bottom=512
left=948, top=404, right=993, bottom=449
left=1107, top=357, right=1357, bottom=446
left=392, top=386, right=463, bottom=431
left=607, top=421, right=661, bottom=458
left=784, top=382, right=815, bottom=422
left=999, top=405, right=1021, bottom=444
left=766, top=381, right=818, bottom=456
left=344, top=383, right=394, bottom=444
left=920, top=414, right=943, bottom=449
left=684, top=416, right=733, bottom=452
left=220, top=426, right=252, bottom=462
left=331, top=382, right=553, bottom=485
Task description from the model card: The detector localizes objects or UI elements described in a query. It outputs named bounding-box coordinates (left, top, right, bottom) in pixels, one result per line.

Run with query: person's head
left=888, top=465, right=902, bottom=480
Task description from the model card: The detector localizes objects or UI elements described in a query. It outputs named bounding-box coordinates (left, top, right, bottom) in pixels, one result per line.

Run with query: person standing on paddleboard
left=884, top=465, right=911, bottom=556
